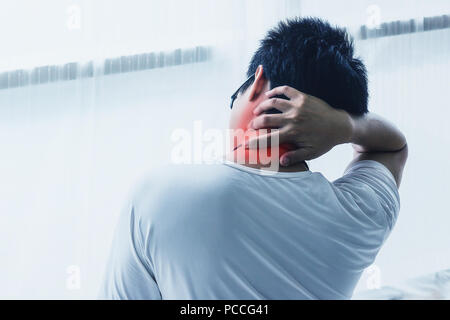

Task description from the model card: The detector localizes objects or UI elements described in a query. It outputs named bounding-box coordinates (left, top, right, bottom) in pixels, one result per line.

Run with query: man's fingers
left=279, top=148, right=314, bottom=166
left=245, top=128, right=288, bottom=149
left=265, top=85, right=304, bottom=100
left=253, top=97, right=293, bottom=115
left=250, top=114, right=285, bottom=129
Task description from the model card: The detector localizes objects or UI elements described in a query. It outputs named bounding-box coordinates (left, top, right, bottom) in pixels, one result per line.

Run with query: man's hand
left=248, top=85, right=353, bottom=166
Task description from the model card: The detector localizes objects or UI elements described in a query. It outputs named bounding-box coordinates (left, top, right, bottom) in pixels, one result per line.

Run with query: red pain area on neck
left=228, top=89, right=293, bottom=166
left=229, top=131, right=291, bottom=166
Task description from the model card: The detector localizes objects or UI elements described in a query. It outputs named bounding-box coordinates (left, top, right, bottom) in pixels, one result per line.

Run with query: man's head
left=229, top=17, right=368, bottom=131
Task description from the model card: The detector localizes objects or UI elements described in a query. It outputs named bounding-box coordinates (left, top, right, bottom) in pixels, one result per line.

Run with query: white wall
left=300, top=0, right=450, bottom=27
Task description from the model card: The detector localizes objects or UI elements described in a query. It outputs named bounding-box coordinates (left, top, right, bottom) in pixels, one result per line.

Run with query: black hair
left=242, top=17, right=368, bottom=115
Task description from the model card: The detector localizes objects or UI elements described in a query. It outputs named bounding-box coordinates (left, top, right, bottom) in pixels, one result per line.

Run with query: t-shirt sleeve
left=332, top=160, right=400, bottom=234
left=98, top=201, right=162, bottom=300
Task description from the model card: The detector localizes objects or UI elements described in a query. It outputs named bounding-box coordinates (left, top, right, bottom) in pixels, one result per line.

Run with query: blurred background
left=0, top=0, right=449, bottom=299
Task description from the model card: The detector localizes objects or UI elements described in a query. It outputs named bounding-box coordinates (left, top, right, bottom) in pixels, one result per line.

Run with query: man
left=99, top=17, right=407, bottom=299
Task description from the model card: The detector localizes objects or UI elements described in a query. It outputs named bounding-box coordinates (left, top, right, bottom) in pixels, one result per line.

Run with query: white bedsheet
left=353, top=268, right=450, bottom=300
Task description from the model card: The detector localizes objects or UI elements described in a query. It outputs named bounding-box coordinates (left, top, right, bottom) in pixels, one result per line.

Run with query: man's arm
left=99, top=202, right=162, bottom=300
left=248, top=85, right=408, bottom=185
left=347, top=113, right=408, bottom=186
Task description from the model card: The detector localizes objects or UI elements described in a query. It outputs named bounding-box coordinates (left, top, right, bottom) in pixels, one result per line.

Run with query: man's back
left=99, top=159, right=399, bottom=299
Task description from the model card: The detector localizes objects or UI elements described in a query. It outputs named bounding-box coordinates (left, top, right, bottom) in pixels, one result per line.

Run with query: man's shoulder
left=126, top=163, right=238, bottom=234
left=137, top=162, right=234, bottom=190
left=131, top=163, right=234, bottom=208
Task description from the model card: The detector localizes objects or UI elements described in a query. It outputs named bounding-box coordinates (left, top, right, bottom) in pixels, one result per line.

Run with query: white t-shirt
left=99, top=160, right=400, bottom=299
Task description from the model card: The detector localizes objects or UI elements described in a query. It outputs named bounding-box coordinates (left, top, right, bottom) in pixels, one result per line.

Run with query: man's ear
left=248, top=65, right=267, bottom=101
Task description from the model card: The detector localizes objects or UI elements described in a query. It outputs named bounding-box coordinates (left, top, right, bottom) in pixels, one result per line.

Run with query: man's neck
left=238, top=160, right=309, bottom=173
left=226, top=146, right=309, bottom=173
